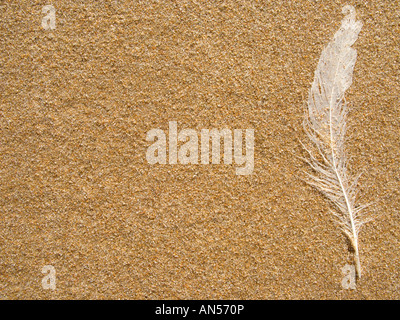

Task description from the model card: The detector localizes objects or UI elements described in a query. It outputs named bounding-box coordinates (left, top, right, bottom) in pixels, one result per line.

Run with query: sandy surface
left=1, top=0, right=399, bottom=299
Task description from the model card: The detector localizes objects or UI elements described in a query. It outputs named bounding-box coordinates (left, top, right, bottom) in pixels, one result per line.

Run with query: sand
left=1, top=0, right=399, bottom=299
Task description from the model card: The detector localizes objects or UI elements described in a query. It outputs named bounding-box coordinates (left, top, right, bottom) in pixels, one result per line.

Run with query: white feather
left=303, top=5, right=368, bottom=278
